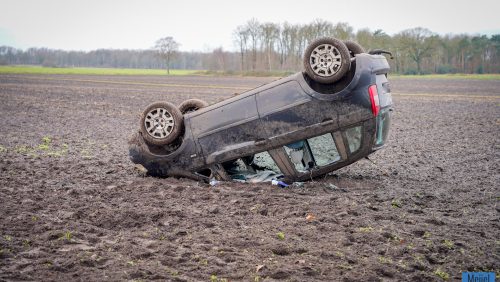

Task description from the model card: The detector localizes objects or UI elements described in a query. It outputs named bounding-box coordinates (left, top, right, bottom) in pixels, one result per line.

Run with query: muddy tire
left=178, top=99, right=209, bottom=114
left=140, top=101, right=183, bottom=146
left=303, top=37, right=350, bottom=84
left=344, top=40, right=365, bottom=57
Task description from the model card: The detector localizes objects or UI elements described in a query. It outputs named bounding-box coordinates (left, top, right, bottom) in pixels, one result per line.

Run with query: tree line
left=1, top=19, right=498, bottom=74
left=0, top=47, right=207, bottom=70
left=231, top=19, right=498, bottom=74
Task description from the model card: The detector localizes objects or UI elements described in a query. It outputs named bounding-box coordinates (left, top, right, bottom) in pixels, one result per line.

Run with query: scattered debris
left=209, top=178, right=220, bottom=186
left=271, top=180, right=289, bottom=188
left=328, top=183, right=338, bottom=190
left=306, top=213, right=316, bottom=222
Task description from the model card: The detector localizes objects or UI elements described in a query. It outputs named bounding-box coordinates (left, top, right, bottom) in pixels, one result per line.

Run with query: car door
left=189, top=94, right=265, bottom=164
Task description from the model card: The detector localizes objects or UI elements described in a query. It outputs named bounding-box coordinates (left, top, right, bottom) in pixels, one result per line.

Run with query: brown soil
left=0, top=74, right=498, bottom=281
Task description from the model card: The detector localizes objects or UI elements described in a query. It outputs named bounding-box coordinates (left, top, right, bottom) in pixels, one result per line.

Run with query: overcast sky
left=0, top=0, right=499, bottom=52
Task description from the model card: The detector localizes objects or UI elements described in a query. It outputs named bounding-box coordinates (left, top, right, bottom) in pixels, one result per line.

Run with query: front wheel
left=140, top=101, right=183, bottom=146
left=303, top=37, right=351, bottom=84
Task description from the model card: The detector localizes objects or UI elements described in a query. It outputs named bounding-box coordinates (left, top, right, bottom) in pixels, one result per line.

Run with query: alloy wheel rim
left=144, top=108, right=175, bottom=139
left=309, top=43, right=342, bottom=77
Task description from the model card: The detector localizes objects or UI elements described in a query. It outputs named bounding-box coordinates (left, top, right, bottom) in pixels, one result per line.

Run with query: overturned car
left=129, top=37, right=393, bottom=183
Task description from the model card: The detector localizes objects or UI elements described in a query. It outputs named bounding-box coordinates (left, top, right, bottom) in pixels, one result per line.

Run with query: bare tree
left=280, top=23, right=299, bottom=69
left=261, top=22, right=279, bottom=71
left=355, top=28, right=374, bottom=49
left=399, top=28, right=437, bottom=74
left=309, top=18, right=333, bottom=39
left=234, top=26, right=249, bottom=72
left=154, top=37, right=179, bottom=74
left=332, top=22, right=354, bottom=40
left=246, top=18, right=261, bottom=71
left=212, top=47, right=226, bottom=71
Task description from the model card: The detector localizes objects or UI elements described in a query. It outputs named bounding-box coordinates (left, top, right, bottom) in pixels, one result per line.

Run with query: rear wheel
left=344, top=40, right=365, bottom=57
left=303, top=37, right=350, bottom=84
left=178, top=99, right=209, bottom=114
left=140, top=101, right=183, bottom=146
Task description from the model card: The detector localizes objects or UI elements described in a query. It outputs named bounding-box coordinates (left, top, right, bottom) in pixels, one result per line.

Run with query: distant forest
left=1, top=19, right=499, bottom=74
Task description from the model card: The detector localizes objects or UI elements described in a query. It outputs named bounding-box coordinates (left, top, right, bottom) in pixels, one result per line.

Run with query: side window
left=308, top=133, right=340, bottom=165
left=344, top=126, right=362, bottom=153
left=221, top=151, right=282, bottom=182
left=284, top=141, right=311, bottom=172
left=252, top=151, right=281, bottom=173
left=284, top=133, right=341, bottom=172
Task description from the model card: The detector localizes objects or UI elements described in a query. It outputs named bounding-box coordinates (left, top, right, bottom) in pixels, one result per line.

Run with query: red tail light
left=368, top=85, right=380, bottom=116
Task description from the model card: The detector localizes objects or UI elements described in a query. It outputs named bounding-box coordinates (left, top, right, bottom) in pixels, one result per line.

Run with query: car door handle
left=321, top=119, right=334, bottom=126
left=255, top=139, right=267, bottom=146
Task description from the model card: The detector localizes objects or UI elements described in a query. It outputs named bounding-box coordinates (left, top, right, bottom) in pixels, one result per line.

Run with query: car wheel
left=178, top=98, right=209, bottom=114
left=303, top=37, right=350, bottom=84
left=344, top=40, right=365, bottom=57
left=140, top=101, right=183, bottom=146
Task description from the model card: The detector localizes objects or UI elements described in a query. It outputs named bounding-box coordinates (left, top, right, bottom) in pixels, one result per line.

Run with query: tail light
left=368, top=85, right=380, bottom=116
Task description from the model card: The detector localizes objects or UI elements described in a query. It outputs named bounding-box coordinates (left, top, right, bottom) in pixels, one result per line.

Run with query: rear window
left=284, top=133, right=341, bottom=172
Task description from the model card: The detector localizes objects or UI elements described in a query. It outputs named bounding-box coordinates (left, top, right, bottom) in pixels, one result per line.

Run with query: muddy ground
left=0, top=74, right=498, bottom=281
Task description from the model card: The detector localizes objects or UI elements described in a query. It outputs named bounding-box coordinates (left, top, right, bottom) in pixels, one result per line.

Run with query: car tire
left=303, top=37, right=351, bottom=84
left=178, top=98, right=209, bottom=114
left=343, top=40, right=365, bottom=57
left=140, top=101, right=183, bottom=146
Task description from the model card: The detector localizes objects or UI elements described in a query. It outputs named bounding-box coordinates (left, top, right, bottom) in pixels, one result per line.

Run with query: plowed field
left=1, top=74, right=498, bottom=281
